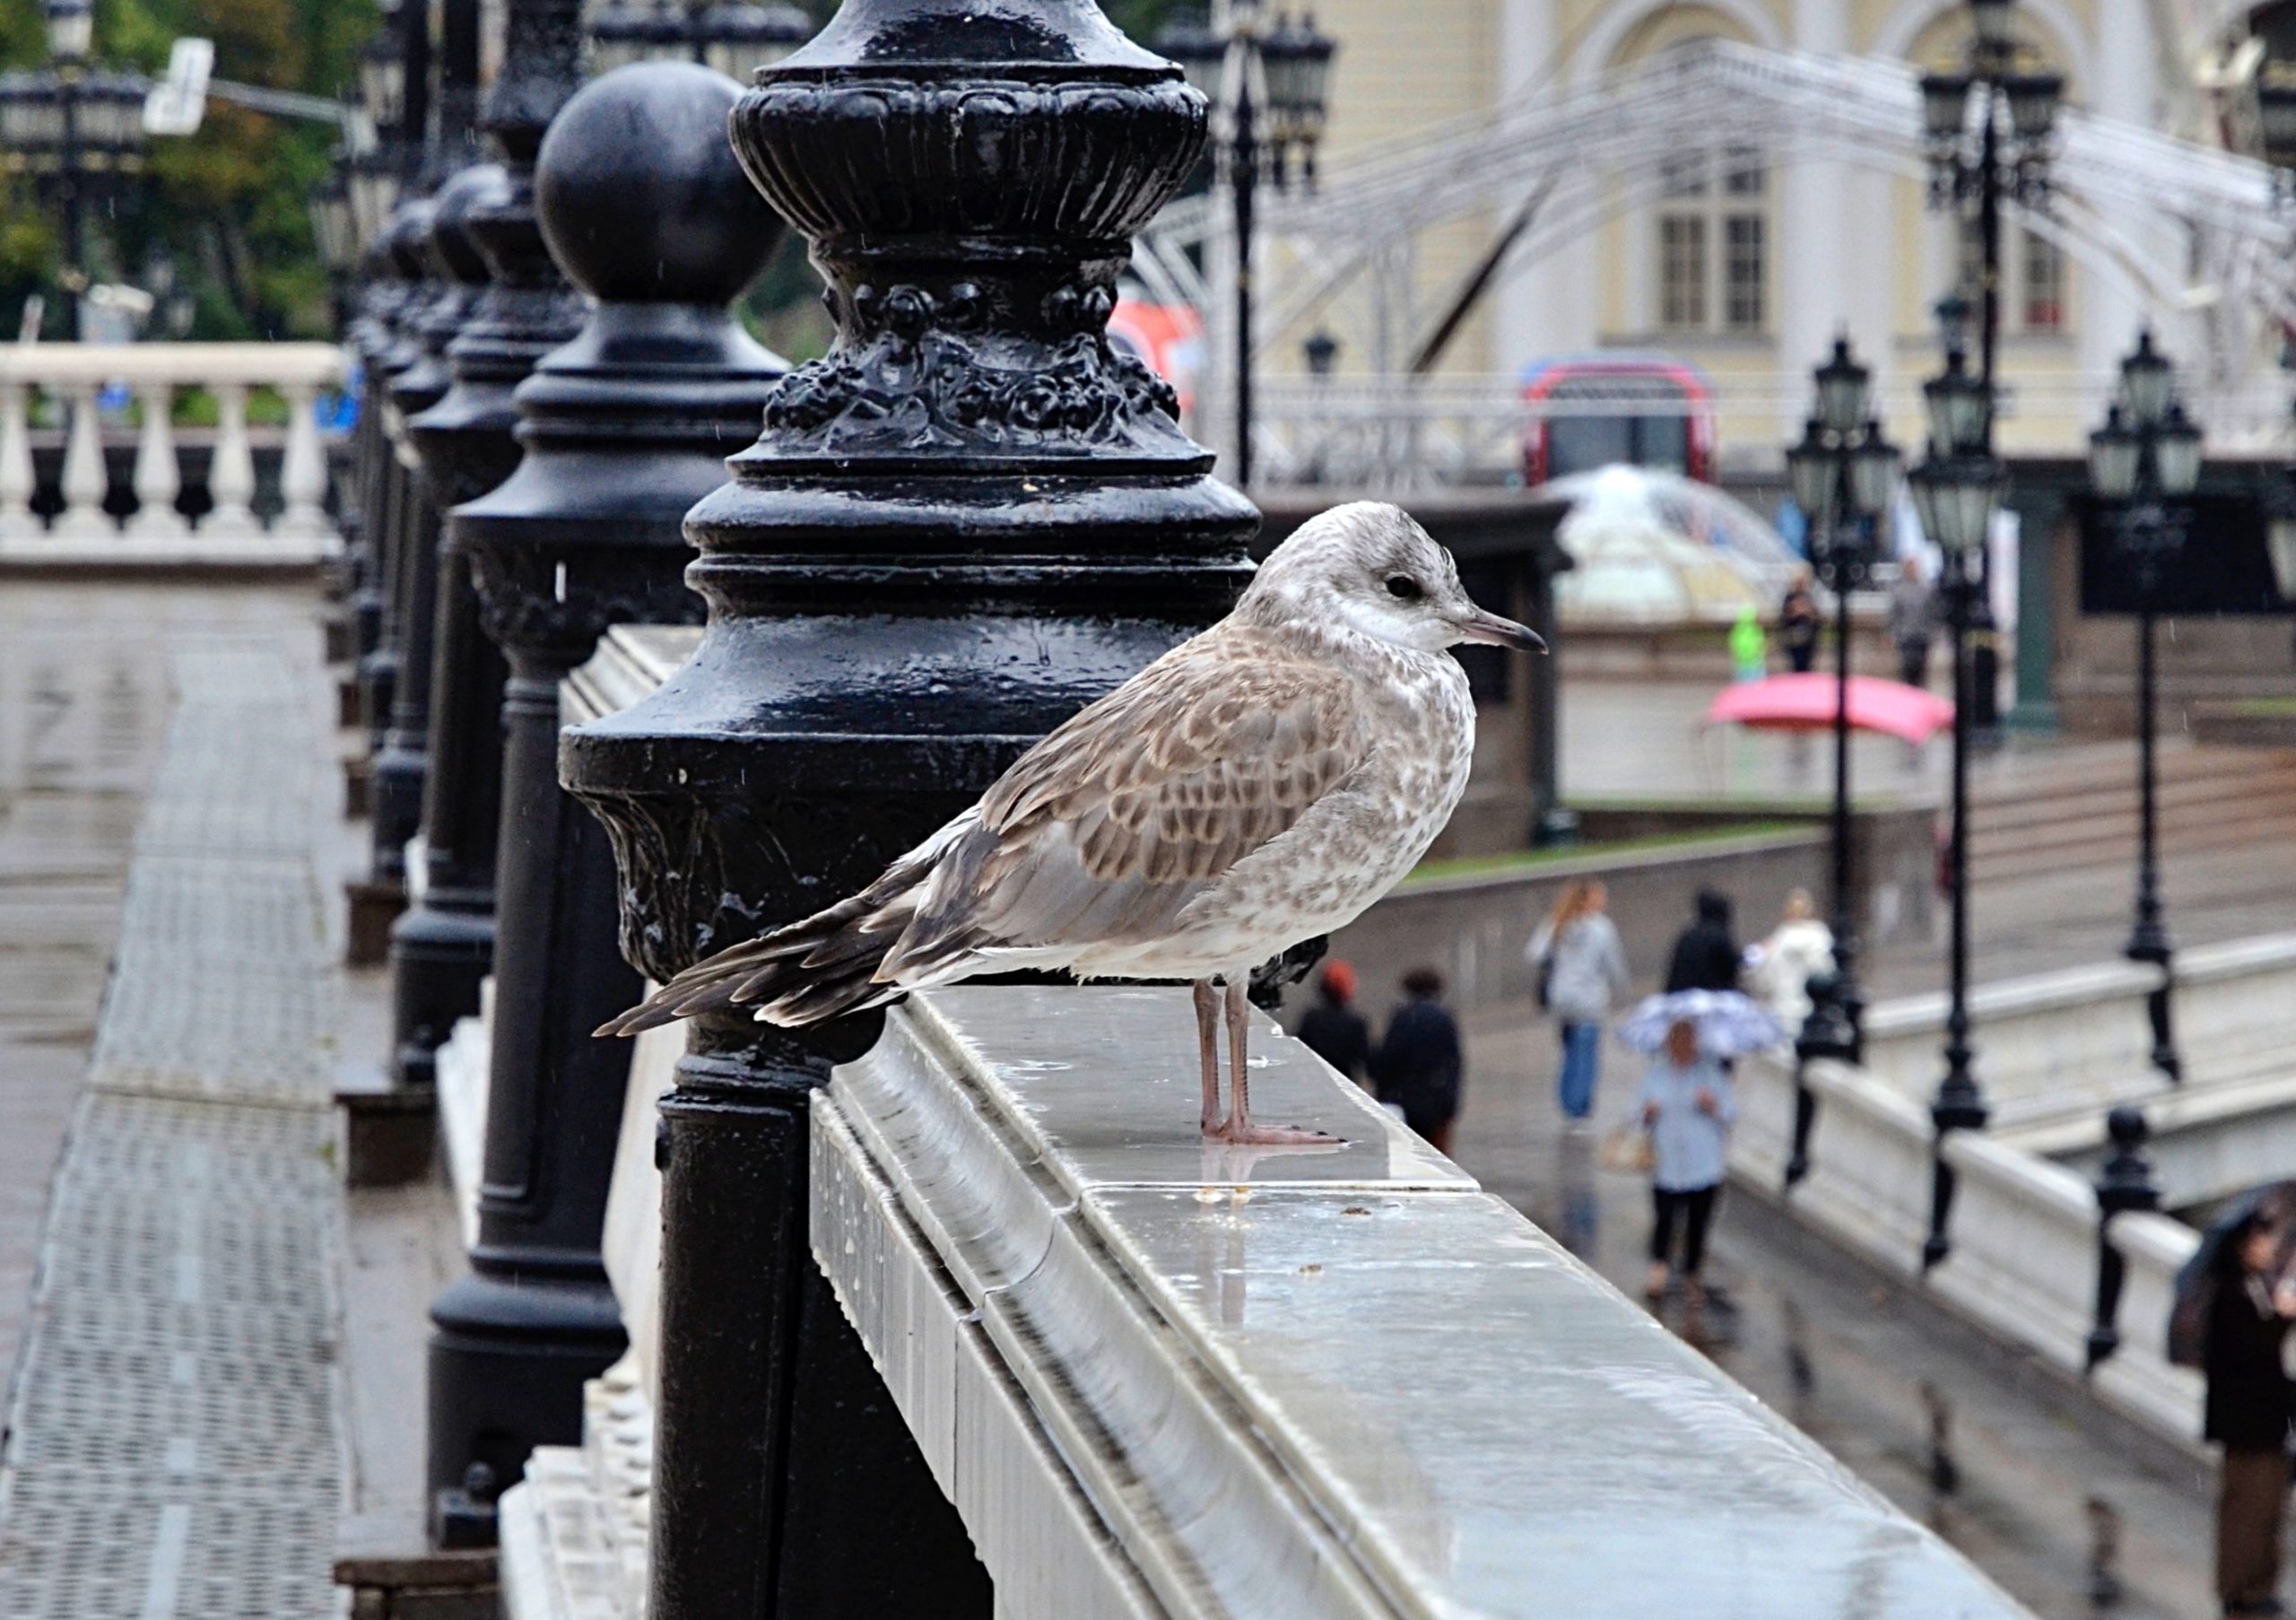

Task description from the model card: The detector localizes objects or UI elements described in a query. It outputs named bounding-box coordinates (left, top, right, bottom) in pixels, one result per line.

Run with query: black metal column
left=563, top=4, right=1255, bottom=1612
left=370, top=170, right=498, bottom=891
left=2083, top=1105, right=2161, bottom=1372
left=1925, top=553, right=1989, bottom=1270
left=423, top=52, right=788, bottom=1546
left=2125, top=602, right=2179, bottom=1080
left=356, top=202, right=442, bottom=761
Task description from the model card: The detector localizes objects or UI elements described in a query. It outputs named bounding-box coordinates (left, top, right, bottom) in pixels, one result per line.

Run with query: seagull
left=598, top=501, right=1544, bottom=1145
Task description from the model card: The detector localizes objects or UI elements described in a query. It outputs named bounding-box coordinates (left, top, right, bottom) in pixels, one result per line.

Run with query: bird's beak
left=1457, top=609, right=1548, bottom=654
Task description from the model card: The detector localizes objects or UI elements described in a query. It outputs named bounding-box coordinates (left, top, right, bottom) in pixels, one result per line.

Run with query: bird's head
left=1242, top=501, right=1547, bottom=658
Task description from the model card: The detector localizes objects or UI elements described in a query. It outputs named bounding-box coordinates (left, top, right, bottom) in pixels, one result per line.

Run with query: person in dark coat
left=1370, top=967, right=1464, bottom=1154
left=2205, top=1212, right=2296, bottom=1616
left=1292, top=960, right=1371, bottom=1084
left=1664, top=888, right=1741, bottom=994
left=1778, top=573, right=1822, bottom=675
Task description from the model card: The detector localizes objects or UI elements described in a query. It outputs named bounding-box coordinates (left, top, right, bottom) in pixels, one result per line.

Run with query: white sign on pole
left=144, top=38, right=213, bottom=137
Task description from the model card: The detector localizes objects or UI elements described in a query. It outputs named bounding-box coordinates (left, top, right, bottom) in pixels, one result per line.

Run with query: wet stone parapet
left=801, top=983, right=2029, bottom=1618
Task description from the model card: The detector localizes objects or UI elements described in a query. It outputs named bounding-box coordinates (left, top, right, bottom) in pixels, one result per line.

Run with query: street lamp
left=1154, top=3, right=1337, bottom=488
left=1920, top=0, right=2059, bottom=732
left=2087, top=332, right=2202, bottom=1084
left=1908, top=344, right=2000, bottom=1271
left=1781, top=338, right=1900, bottom=1085
left=0, top=0, right=153, bottom=338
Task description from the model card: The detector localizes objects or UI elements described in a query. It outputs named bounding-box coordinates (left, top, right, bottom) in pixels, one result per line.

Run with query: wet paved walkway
left=0, top=584, right=341, bottom=1616
left=1450, top=1007, right=2227, bottom=1620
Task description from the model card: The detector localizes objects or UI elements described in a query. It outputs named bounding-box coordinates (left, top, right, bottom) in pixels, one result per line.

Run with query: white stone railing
left=1733, top=1048, right=2205, bottom=1446
left=0, top=342, right=345, bottom=563
left=501, top=981, right=2026, bottom=1618
left=1859, top=931, right=2296, bottom=1134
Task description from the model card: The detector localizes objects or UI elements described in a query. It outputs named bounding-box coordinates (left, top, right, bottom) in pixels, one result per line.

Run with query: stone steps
left=1966, top=743, right=2296, bottom=885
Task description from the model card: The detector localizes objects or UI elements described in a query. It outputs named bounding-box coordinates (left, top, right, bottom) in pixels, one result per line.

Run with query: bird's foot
left=1205, top=1119, right=1342, bottom=1146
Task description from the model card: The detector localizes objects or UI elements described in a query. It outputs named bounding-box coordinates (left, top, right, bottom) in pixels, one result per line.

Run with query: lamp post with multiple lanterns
left=1908, top=340, right=2001, bottom=1270
left=1918, top=0, right=2060, bottom=728
left=0, top=0, right=150, bottom=340
left=1154, top=2, right=1335, bottom=488
left=1783, top=339, right=1901, bottom=1073
left=2086, top=332, right=2203, bottom=1084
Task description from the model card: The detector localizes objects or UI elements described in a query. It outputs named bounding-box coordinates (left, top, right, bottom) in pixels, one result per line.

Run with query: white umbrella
left=1616, top=989, right=1783, bottom=1058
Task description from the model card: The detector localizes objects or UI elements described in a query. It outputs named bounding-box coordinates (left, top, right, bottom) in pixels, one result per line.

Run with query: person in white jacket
left=1527, top=880, right=1631, bottom=1122
left=1744, top=889, right=1835, bottom=1042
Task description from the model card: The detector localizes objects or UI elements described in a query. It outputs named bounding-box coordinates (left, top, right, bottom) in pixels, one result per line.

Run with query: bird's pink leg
left=1214, top=975, right=1335, bottom=1145
left=1194, top=980, right=1222, bottom=1135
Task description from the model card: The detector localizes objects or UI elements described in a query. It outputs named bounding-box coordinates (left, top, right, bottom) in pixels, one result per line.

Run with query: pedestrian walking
left=1728, top=605, right=1768, bottom=683
left=1370, top=967, right=1464, bottom=1156
left=1778, top=573, right=1822, bottom=676
left=1664, top=887, right=1741, bottom=994
left=1889, top=558, right=1937, bottom=692
left=1639, top=1015, right=1736, bottom=1304
left=1526, top=880, right=1631, bottom=1123
left=1744, top=889, right=1835, bottom=1041
left=2203, top=1211, right=2296, bottom=1617
left=1292, top=959, right=1371, bottom=1084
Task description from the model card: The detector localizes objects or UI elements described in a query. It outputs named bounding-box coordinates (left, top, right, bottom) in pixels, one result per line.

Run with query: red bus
left=1520, top=354, right=1717, bottom=486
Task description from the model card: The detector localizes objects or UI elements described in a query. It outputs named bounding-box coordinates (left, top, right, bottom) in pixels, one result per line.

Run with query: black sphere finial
left=535, top=61, right=785, bottom=308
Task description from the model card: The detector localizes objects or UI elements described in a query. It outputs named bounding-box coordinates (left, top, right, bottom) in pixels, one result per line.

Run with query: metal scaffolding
left=1139, top=40, right=2296, bottom=486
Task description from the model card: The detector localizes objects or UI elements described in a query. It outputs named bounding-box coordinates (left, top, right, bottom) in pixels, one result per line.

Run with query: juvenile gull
left=599, top=501, right=1544, bottom=1144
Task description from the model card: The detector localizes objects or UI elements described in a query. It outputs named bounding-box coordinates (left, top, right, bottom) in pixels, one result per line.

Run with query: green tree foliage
left=2, top=0, right=1183, bottom=344
left=2, top=0, right=366, bottom=339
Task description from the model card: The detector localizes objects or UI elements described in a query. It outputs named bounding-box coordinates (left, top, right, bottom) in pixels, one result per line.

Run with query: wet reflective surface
left=1455, top=1006, right=2226, bottom=1620
left=891, top=985, right=2025, bottom=1617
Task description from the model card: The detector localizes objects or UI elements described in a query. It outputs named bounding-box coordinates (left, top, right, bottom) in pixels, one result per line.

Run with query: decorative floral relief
left=755, top=280, right=1187, bottom=460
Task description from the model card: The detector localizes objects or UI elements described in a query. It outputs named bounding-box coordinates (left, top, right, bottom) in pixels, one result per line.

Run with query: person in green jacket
left=1728, top=605, right=1768, bottom=682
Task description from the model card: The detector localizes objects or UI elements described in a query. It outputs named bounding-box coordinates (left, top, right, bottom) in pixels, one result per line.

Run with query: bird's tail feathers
left=596, top=877, right=918, bottom=1038
left=595, top=811, right=992, bottom=1038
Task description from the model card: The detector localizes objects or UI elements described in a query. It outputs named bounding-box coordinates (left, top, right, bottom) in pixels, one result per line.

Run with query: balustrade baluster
left=276, top=380, right=330, bottom=543
left=0, top=380, right=34, bottom=545
left=126, top=381, right=189, bottom=543
left=53, top=382, right=112, bottom=542
left=205, top=380, right=259, bottom=539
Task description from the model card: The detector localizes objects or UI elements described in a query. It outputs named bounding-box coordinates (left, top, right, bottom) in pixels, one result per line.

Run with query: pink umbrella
left=1705, top=674, right=1956, bottom=745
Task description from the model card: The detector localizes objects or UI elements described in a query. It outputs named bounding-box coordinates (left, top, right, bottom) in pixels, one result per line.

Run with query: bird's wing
left=876, top=631, right=1373, bottom=980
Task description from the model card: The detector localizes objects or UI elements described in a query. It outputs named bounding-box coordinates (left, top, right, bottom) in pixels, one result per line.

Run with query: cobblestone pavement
left=1449, top=1009, right=2227, bottom=1620
left=0, top=587, right=341, bottom=1618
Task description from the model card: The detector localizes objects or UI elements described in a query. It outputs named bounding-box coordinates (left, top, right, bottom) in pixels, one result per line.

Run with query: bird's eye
left=1385, top=575, right=1422, bottom=601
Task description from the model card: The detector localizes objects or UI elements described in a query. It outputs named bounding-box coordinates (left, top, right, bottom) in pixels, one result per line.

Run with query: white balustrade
left=0, top=381, right=32, bottom=544
left=0, top=343, right=347, bottom=563
left=205, top=380, right=259, bottom=540
left=125, top=380, right=187, bottom=541
left=54, top=382, right=110, bottom=542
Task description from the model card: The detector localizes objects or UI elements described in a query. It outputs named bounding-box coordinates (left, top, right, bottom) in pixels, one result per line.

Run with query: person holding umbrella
left=2202, top=1208, right=2296, bottom=1616
left=1619, top=989, right=1777, bottom=1305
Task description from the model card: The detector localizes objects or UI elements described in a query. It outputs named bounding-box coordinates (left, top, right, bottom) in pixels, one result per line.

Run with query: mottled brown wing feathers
left=883, top=630, right=1371, bottom=968
left=601, top=628, right=1374, bottom=1034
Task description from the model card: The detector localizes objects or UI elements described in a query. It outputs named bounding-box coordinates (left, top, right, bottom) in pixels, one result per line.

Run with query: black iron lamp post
left=0, top=0, right=151, bottom=341
left=422, top=53, right=791, bottom=1547
left=2087, top=332, right=2202, bottom=1085
left=1154, top=0, right=1335, bottom=488
left=1780, top=340, right=1900, bottom=1189
left=1909, top=344, right=2001, bottom=1271
left=1919, top=0, right=2059, bottom=732
left=587, top=0, right=813, bottom=77
left=561, top=0, right=1256, bottom=1608
left=1783, top=339, right=1900, bottom=1067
